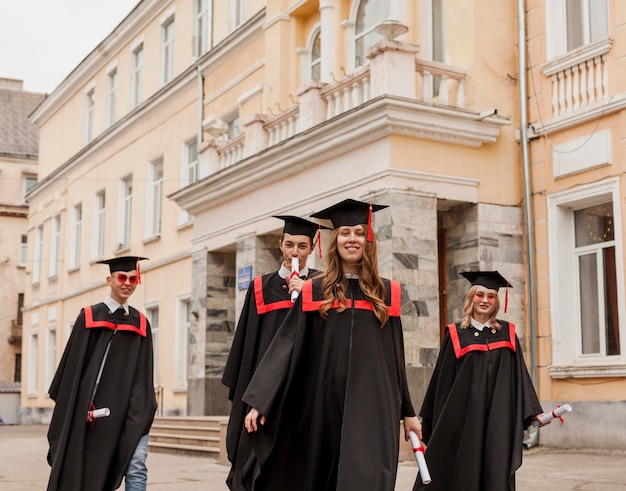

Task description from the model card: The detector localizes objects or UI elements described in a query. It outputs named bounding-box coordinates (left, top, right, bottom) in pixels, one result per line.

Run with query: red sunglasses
left=114, top=273, right=140, bottom=285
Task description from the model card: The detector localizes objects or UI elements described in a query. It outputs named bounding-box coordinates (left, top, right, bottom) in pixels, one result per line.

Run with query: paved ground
left=1, top=424, right=626, bottom=490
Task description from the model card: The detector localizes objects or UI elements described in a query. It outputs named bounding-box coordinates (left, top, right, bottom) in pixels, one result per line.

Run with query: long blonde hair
left=459, top=285, right=502, bottom=329
left=319, top=226, right=389, bottom=326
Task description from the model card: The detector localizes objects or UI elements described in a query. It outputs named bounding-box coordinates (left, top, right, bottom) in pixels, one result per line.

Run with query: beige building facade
left=0, top=78, right=43, bottom=424
left=526, top=0, right=626, bottom=448
left=23, top=0, right=624, bottom=450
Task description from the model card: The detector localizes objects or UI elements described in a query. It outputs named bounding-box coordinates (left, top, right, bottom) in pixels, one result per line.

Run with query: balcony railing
left=321, top=67, right=371, bottom=119
left=541, top=38, right=612, bottom=118
left=265, top=105, right=299, bottom=146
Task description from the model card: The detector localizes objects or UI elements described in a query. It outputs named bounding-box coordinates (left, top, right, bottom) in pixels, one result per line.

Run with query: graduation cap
left=97, top=256, right=148, bottom=283
left=310, top=198, right=388, bottom=241
left=274, top=216, right=330, bottom=258
left=460, top=270, right=512, bottom=312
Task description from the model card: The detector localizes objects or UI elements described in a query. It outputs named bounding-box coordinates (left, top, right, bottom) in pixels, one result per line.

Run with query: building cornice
left=170, top=95, right=502, bottom=215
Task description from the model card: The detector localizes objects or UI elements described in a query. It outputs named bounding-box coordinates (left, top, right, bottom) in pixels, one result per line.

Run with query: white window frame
left=85, top=86, right=96, bottom=143
left=92, top=190, right=106, bottom=259
left=23, top=175, right=37, bottom=202
left=19, top=234, right=27, bottom=267
left=146, top=159, right=163, bottom=238
left=145, top=303, right=160, bottom=387
left=45, top=327, right=57, bottom=390
left=179, top=139, right=198, bottom=225
left=69, top=203, right=82, bottom=269
left=131, top=43, right=144, bottom=108
left=28, top=331, right=38, bottom=395
left=230, top=0, right=245, bottom=30
left=546, top=0, right=609, bottom=60
left=194, top=0, right=212, bottom=57
left=547, top=177, right=626, bottom=377
left=105, top=67, right=117, bottom=127
left=351, top=0, right=389, bottom=69
left=161, top=16, right=175, bottom=85
left=33, top=225, right=43, bottom=284
left=175, top=295, right=192, bottom=389
left=49, top=215, right=61, bottom=277
left=118, top=175, right=133, bottom=250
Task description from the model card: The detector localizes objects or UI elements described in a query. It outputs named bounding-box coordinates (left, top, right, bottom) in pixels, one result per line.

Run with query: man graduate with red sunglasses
left=47, top=256, right=157, bottom=491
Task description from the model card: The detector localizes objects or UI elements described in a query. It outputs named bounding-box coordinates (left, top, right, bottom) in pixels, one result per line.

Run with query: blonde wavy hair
left=319, top=226, right=389, bottom=326
left=459, top=285, right=502, bottom=330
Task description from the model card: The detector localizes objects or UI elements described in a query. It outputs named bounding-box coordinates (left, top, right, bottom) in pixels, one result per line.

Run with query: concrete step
left=148, top=416, right=229, bottom=462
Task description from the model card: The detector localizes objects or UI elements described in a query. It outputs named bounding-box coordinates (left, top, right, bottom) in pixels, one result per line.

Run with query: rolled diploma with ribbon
left=532, top=403, right=572, bottom=427
left=87, top=407, right=111, bottom=421
left=409, top=431, right=431, bottom=484
left=290, top=258, right=300, bottom=303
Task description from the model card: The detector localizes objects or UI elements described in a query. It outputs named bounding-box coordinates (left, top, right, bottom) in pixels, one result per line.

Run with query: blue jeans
left=125, top=434, right=149, bottom=491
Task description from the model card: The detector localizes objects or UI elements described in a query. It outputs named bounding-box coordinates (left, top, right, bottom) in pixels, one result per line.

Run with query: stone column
left=297, top=81, right=328, bottom=132
left=375, top=190, right=439, bottom=407
left=187, top=249, right=236, bottom=415
left=367, top=39, right=420, bottom=99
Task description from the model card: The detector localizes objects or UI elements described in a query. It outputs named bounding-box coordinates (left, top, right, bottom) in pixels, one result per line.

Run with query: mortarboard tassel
left=316, top=225, right=323, bottom=258
left=137, top=259, right=142, bottom=284
left=504, top=284, right=509, bottom=313
left=367, top=203, right=373, bottom=242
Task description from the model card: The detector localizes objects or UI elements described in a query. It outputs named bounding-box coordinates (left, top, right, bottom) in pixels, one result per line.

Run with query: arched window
left=311, top=30, right=321, bottom=81
left=354, top=0, right=389, bottom=67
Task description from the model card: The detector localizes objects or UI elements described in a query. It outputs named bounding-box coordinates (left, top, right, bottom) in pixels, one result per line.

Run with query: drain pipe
left=517, top=0, right=540, bottom=449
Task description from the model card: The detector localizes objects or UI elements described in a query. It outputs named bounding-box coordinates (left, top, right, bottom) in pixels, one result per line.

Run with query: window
left=575, top=203, right=619, bottom=356
left=119, top=176, right=133, bottom=249
left=546, top=0, right=609, bottom=59
left=93, top=191, right=106, bottom=258
left=547, top=178, right=625, bottom=376
left=106, top=69, right=117, bottom=127
left=195, top=0, right=212, bottom=57
left=70, top=203, right=82, bottom=269
left=147, top=159, right=163, bottom=237
left=176, top=297, right=191, bottom=388
left=355, top=0, right=388, bottom=67
left=17, top=293, right=24, bottom=326
left=131, top=44, right=144, bottom=107
left=50, top=216, right=61, bottom=277
left=227, top=115, right=240, bottom=139
left=46, top=328, right=57, bottom=389
left=23, top=175, right=37, bottom=202
left=85, top=88, right=95, bottom=143
left=184, top=139, right=199, bottom=186
left=14, top=353, right=21, bottom=383
left=161, top=19, right=175, bottom=85
left=230, top=0, right=245, bottom=30
left=33, top=225, right=43, bottom=284
left=28, top=332, right=38, bottom=394
left=19, top=235, right=27, bottom=267
left=311, top=30, right=321, bottom=81
left=147, top=306, right=160, bottom=386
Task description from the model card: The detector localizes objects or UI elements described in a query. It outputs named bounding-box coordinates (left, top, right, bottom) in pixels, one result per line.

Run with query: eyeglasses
left=474, top=291, right=497, bottom=303
left=114, top=273, right=139, bottom=285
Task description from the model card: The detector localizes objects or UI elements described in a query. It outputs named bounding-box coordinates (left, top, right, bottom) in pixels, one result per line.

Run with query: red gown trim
left=84, top=305, right=148, bottom=337
left=254, top=275, right=293, bottom=314
left=300, top=279, right=401, bottom=317
left=448, top=322, right=516, bottom=359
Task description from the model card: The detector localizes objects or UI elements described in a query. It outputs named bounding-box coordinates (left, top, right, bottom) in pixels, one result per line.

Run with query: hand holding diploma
left=409, top=430, right=431, bottom=485
left=87, top=407, right=111, bottom=423
left=290, top=258, right=300, bottom=302
left=533, top=403, right=573, bottom=427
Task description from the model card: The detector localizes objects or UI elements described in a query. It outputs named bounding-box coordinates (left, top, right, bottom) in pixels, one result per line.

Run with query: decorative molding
left=548, top=363, right=626, bottom=379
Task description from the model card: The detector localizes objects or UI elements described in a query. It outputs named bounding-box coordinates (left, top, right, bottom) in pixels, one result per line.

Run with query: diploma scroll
left=409, top=431, right=431, bottom=485
left=532, top=403, right=572, bottom=427
left=290, top=258, right=300, bottom=303
left=87, top=407, right=111, bottom=422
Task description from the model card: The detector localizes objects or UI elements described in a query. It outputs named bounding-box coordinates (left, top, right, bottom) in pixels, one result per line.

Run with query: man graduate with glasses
left=47, top=256, right=157, bottom=491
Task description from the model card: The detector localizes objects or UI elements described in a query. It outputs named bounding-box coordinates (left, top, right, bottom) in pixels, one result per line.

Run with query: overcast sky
left=0, top=0, right=139, bottom=94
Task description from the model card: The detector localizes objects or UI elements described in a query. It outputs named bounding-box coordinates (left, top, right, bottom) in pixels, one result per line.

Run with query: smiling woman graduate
left=413, top=271, right=545, bottom=491
left=242, top=199, right=421, bottom=491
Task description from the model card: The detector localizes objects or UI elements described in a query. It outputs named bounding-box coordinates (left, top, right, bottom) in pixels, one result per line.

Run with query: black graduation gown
left=47, top=303, right=157, bottom=491
left=221, top=269, right=320, bottom=491
left=413, top=321, right=542, bottom=491
left=242, top=277, right=415, bottom=491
